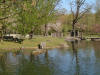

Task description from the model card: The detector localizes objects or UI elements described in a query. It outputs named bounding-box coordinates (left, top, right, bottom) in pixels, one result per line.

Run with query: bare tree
left=95, top=0, right=100, bottom=25
left=70, top=0, right=91, bottom=38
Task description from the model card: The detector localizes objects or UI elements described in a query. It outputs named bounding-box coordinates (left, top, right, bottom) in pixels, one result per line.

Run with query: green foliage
left=0, top=0, right=61, bottom=36
left=1, top=0, right=99, bottom=36
left=14, top=0, right=60, bottom=35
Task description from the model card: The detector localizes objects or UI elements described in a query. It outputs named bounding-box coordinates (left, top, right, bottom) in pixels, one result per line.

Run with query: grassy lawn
left=0, top=36, right=67, bottom=50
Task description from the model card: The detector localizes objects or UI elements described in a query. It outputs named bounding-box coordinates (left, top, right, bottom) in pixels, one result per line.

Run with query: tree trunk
left=80, top=31, right=83, bottom=40
left=0, top=30, right=3, bottom=42
left=44, top=24, right=48, bottom=36
left=29, top=30, right=34, bottom=39
left=72, top=22, right=76, bottom=38
left=29, top=34, right=33, bottom=39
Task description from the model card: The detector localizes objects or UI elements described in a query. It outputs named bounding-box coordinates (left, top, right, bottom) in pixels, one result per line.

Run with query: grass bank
left=0, top=36, right=68, bottom=51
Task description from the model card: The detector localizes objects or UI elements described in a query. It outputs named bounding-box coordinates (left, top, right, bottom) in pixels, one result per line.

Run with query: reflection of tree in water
left=44, top=50, right=55, bottom=75
left=17, top=50, right=52, bottom=75
left=16, top=52, right=36, bottom=75
left=0, top=52, right=8, bottom=75
left=45, top=50, right=49, bottom=63
left=91, top=41, right=100, bottom=58
left=71, top=41, right=80, bottom=75
left=0, top=51, right=52, bottom=75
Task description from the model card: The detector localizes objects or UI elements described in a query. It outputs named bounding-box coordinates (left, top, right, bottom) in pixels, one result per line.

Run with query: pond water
left=0, top=41, right=100, bottom=75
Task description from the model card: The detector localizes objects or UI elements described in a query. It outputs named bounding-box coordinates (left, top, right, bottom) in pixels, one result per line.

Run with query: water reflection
left=0, top=41, right=100, bottom=75
left=71, top=41, right=80, bottom=75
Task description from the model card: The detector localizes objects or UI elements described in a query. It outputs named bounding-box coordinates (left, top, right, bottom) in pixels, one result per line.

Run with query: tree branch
left=0, top=13, right=17, bottom=20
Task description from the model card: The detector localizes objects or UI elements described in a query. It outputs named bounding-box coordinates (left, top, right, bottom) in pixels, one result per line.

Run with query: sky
left=61, top=0, right=96, bottom=13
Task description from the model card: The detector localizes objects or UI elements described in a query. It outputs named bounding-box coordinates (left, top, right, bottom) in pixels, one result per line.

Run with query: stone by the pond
left=38, top=42, right=46, bottom=49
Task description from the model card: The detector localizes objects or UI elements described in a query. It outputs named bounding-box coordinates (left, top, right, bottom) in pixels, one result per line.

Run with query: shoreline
left=0, top=44, right=69, bottom=50
left=0, top=36, right=69, bottom=52
left=0, top=46, right=69, bottom=52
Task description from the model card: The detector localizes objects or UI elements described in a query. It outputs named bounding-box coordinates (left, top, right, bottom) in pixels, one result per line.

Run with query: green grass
left=0, top=36, right=67, bottom=50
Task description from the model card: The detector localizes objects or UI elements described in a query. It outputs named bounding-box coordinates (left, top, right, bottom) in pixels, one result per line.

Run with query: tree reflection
left=45, top=50, right=49, bottom=62
left=0, top=52, right=10, bottom=75
left=71, top=41, right=80, bottom=75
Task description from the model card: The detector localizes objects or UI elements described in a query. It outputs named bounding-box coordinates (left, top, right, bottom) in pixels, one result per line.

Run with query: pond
left=0, top=41, right=100, bottom=75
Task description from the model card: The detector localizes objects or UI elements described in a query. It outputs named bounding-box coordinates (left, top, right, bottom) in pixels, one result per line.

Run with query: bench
left=3, top=36, right=14, bottom=41
left=3, top=36, right=24, bottom=43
